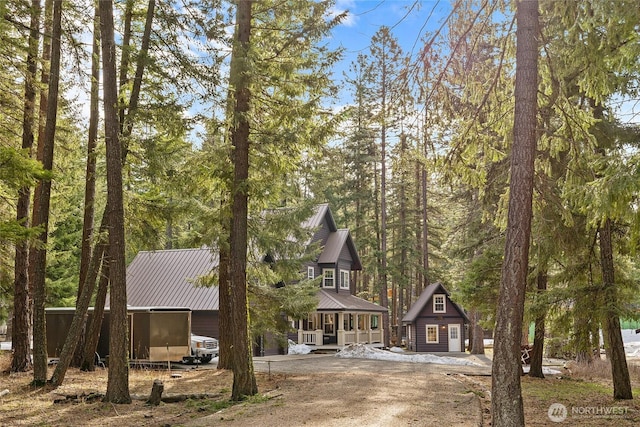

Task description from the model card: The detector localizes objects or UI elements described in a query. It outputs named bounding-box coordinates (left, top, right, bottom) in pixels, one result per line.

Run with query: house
left=402, top=283, right=469, bottom=352
left=125, top=203, right=386, bottom=354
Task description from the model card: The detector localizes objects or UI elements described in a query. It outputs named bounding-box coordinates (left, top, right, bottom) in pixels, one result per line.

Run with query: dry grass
left=3, top=350, right=640, bottom=427
left=0, top=352, right=281, bottom=427
left=464, top=357, right=640, bottom=426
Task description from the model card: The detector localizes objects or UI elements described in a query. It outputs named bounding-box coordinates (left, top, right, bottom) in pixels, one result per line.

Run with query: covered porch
left=293, top=290, right=387, bottom=349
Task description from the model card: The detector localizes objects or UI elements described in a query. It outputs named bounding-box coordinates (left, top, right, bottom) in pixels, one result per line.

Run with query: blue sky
left=328, top=1, right=452, bottom=79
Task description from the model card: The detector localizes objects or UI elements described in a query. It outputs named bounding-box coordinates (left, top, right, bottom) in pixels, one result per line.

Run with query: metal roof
left=402, top=282, right=469, bottom=323
left=317, top=290, right=387, bottom=312
left=301, top=203, right=336, bottom=232
left=126, top=248, right=219, bottom=310
left=317, top=229, right=363, bottom=270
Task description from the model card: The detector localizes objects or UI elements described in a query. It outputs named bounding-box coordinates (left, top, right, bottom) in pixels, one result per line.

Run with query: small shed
left=46, top=306, right=192, bottom=363
left=402, top=283, right=469, bottom=352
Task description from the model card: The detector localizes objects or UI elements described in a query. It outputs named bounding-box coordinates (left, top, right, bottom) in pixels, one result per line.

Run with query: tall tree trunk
left=72, top=2, right=101, bottom=369
left=81, top=249, right=109, bottom=371
left=529, top=270, right=547, bottom=378
left=100, top=0, right=131, bottom=404
left=11, top=0, right=41, bottom=374
left=217, top=202, right=233, bottom=370
left=77, top=3, right=100, bottom=304
left=229, top=0, right=257, bottom=400
left=31, top=0, right=62, bottom=386
left=118, top=0, right=134, bottom=130
left=599, top=219, right=632, bottom=399
left=379, top=48, right=390, bottom=349
left=469, top=309, right=485, bottom=355
left=491, top=1, right=538, bottom=425
left=397, top=133, right=408, bottom=342
left=421, top=112, right=430, bottom=290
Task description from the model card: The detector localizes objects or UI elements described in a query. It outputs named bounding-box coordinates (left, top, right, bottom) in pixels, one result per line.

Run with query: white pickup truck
left=183, top=333, right=219, bottom=364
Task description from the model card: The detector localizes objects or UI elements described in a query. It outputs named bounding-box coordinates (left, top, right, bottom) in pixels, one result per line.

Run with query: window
left=307, top=266, right=315, bottom=280
left=426, top=325, right=439, bottom=343
left=450, top=326, right=459, bottom=340
left=340, top=270, right=350, bottom=289
left=322, top=269, right=335, bottom=288
left=433, top=294, right=446, bottom=313
left=303, top=314, right=315, bottom=330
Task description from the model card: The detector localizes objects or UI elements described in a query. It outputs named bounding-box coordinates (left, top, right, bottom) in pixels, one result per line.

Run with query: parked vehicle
left=184, top=333, right=219, bottom=364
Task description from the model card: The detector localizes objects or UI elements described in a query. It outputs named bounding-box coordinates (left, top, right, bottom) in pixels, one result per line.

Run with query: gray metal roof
left=126, top=248, right=219, bottom=310
left=317, top=229, right=363, bottom=270
left=301, top=203, right=336, bottom=232
left=317, top=290, right=388, bottom=312
left=402, top=282, right=469, bottom=323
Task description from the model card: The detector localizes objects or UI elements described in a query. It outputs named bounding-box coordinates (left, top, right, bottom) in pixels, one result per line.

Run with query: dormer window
left=322, top=269, right=334, bottom=288
left=433, top=294, right=446, bottom=313
left=339, top=270, right=350, bottom=289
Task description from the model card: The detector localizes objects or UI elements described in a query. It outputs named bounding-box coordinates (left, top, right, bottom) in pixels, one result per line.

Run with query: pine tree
left=491, top=1, right=539, bottom=425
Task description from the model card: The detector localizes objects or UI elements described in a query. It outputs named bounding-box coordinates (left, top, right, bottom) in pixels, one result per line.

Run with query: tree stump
left=147, top=379, right=164, bottom=406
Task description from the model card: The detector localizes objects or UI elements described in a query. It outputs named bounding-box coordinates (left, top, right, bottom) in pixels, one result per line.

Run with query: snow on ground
left=288, top=340, right=313, bottom=355
left=335, top=343, right=483, bottom=366
left=625, top=341, right=640, bottom=358
left=522, top=366, right=562, bottom=375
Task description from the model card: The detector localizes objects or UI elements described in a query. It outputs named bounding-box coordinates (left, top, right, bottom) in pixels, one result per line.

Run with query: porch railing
left=299, top=329, right=323, bottom=345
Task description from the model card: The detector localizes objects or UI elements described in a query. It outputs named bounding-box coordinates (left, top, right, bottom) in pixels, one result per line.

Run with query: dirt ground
left=1, top=352, right=639, bottom=427
left=0, top=352, right=487, bottom=427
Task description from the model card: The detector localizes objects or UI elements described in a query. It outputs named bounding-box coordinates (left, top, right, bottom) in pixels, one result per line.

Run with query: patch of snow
left=625, top=341, right=640, bottom=358
left=335, top=343, right=482, bottom=366
left=389, top=346, right=404, bottom=353
left=288, top=340, right=312, bottom=355
left=522, top=366, right=562, bottom=375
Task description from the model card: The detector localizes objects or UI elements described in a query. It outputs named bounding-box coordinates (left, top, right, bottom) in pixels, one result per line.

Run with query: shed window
left=322, top=269, right=335, bottom=288
left=426, top=325, right=439, bottom=343
left=433, top=294, right=446, bottom=313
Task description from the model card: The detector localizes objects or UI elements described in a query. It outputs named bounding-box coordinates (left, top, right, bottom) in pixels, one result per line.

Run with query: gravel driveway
left=186, top=352, right=491, bottom=427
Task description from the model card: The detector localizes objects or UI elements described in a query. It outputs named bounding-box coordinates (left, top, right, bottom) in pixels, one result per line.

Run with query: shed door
left=448, top=324, right=461, bottom=352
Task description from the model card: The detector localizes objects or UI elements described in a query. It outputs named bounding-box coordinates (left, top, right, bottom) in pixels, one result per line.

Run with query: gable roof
left=126, top=248, right=219, bottom=310
left=317, top=290, right=387, bottom=312
left=402, top=282, right=469, bottom=323
left=317, top=229, right=362, bottom=270
left=301, top=203, right=337, bottom=232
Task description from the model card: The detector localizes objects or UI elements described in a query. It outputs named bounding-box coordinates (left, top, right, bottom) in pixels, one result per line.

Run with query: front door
left=448, top=324, right=461, bottom=352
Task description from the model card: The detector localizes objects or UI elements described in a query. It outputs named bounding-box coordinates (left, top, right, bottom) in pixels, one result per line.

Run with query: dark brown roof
left=126, top=248, right=219, bottom=310
left=402, top=282, right=469, bottom=323
left=317, top=290, right=387, bottom=312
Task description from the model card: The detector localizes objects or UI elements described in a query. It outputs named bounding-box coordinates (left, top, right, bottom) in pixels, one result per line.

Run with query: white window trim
left=322, top=268, right=335, bottom=288
left=426, top=324, right=439, bottom=344
left=433, top=294, right=446, bottom=313
left=339, top=269, right=350, bottom=289
left=307, top=266, right=314, bottom=280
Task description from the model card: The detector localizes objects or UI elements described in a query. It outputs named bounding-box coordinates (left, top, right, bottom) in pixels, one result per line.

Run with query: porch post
left=337, top=312, right=345, bottom=346
left=354, top=313, right=359, bottom=343
left=367, top=314, right=372, bottom=343
left=297, top=319, right=303, bottom=344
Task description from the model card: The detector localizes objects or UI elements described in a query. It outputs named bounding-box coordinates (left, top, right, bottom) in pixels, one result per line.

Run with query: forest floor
left=1, top=351, right=640, bottom=426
